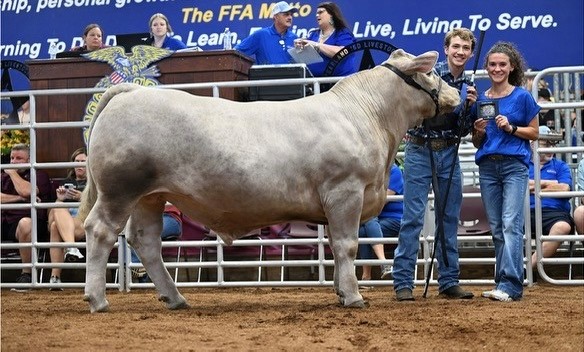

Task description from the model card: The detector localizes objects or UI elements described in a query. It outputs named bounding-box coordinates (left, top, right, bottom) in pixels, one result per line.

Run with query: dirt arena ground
left=1, top=284, right=583, bottom=351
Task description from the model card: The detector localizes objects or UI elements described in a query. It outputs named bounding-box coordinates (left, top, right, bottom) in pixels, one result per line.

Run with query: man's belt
left=408, top=135, right=458, bottom=151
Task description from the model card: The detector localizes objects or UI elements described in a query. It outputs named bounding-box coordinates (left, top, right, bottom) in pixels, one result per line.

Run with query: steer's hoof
left=84, top=294, right=110, bottom=313
left=337, top=290, right=367, bottom=308
left=159, top=295, right=190, bottom=310
left=169, top=301, right=190, bottom=310
left=346, top=299, right=369, bottom=308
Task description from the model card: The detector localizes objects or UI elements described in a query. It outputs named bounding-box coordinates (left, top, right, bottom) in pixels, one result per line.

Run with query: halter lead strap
left=382, top=63, right=441, bottom=118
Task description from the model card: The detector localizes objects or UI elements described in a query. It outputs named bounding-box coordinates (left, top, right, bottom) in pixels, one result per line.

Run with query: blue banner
left=1, top=0, right=583, bottom=84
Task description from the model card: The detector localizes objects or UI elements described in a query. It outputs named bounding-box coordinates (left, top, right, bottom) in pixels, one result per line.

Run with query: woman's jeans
left=358, top=217, right=401, bottom=260
left=393, top=142, right=463, bottom=293
left=479, top=157, right=528, bottom=300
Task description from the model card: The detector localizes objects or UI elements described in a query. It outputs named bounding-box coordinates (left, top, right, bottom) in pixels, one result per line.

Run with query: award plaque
left=478, top=100, right=499, bottom=120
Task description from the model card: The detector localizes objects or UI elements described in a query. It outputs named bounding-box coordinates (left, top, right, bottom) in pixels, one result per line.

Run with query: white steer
left=79, top=48, right=460, bottom=312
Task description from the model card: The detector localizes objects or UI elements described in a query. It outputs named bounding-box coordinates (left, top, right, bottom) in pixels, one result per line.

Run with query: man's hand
left=1, top=192, right=24, bottom=203
left=529, top=179, right=563, bottom=193
left=466, top=85, right=477, bottom=106
left=2, top=169, right=36, bottom=199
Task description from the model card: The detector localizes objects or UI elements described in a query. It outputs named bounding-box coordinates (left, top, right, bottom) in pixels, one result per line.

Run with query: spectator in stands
left=471, top=41, right=540, bottom=301
left=234, top=1, right=298, bottom=64
left=1, top=144, right=51, bottom=289
left=537, top=88, right=556, bottom=130
left=393, top=28, right=477, bottom=302
left=130, top=204, right=182, bottom=283
left=71, top=23, right=108, bottom=52
left=574, top=158, right=584, bottom=235
left=524, top=68, right=551, bottom=95
left=358, top=163, right=403, bottom=284
left=47, top=147, right=87, bottom=290
left=570, top=108, right=584, bottom=146
left=528, top=128, right=575, bottom=269
left=294, top=2, right=357, bottom=79
left=148, top=13, right=187, bottom=50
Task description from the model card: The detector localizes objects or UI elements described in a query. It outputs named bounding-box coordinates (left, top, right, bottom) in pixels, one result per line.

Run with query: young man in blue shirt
left=393, top=28, right=477, bottom=301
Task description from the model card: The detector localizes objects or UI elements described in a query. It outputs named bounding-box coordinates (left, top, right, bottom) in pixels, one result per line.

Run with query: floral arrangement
left=1, top=129, right=30, bottom=156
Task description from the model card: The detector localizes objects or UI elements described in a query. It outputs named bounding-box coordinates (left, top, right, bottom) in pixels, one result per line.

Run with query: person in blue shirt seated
left=358, top=164, right=404, bottom=284
left=234, top=1, right=298, bottom=64
left=148, top=13, right=187, bottom=51
left=294, top=2, right=357, bottom=78
left=529, top=126, right=575, bottom=268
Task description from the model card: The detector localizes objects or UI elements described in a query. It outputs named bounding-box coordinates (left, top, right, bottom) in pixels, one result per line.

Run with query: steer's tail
left=78, top=83, right=141, bottom=223
left=77, top=168, right=96, bottom=223
left=86, top=83, right=141, bottom=141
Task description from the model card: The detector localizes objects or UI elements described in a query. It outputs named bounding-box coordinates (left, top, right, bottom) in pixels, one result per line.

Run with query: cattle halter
left=381, top=63, right=442, bottom=118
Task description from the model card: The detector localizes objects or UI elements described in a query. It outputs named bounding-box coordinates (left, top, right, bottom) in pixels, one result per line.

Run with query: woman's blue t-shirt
left=472, top=87, right=540, bottom=166
left=307, top=27, right=357, bottom=77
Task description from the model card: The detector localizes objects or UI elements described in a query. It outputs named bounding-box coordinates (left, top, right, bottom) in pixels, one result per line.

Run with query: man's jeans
left=479, top=158, right=528, bottom=300
left=393, top=142, right=462, bottom=293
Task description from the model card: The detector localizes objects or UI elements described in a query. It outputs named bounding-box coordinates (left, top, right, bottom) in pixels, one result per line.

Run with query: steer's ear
left=402, top=50, right=439, bottom=75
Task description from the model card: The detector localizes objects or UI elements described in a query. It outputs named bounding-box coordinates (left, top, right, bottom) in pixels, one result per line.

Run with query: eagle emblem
left=81, top=45, right=173, bottom=143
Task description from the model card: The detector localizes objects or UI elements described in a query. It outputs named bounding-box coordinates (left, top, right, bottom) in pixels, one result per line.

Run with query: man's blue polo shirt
left=235, top=24, right=298, bottom=65
left=529, top=157, right=573, bottom=212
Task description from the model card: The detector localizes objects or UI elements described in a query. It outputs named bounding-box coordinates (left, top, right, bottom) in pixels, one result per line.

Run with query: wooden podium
left=27, top=50, right=253, bottom=176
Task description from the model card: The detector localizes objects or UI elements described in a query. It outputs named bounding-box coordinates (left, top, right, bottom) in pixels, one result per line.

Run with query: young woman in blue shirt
left=472, top=42, right=540, bottom=302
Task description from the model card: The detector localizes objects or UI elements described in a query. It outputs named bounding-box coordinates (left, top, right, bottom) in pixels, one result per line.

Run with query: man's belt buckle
left=429, top=139, right=448, bottom=151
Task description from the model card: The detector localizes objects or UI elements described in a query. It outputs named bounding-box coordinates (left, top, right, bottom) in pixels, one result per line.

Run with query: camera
left=63, top=183, right=76, bottom=190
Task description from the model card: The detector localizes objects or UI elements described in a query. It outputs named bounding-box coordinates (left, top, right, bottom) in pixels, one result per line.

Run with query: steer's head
left=386, top=49, right=460, bottom=122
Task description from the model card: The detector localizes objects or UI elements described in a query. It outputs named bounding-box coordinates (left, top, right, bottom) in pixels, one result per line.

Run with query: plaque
left=478, top=100, right=499, bottom=120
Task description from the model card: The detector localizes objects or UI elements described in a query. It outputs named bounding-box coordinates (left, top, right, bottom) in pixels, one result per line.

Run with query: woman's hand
left=55, top=186, right=67, bottom=202
left=472, top=118, right=488, bottom=147
left=56, top=187, right=81, bottom=201
left=66, top=189, right=82, bottom=201
left=495, top=115, right=513, bottom=133
left=473, top=118, right=487, bottom=135
left=294, top=39, right=318, bottom=50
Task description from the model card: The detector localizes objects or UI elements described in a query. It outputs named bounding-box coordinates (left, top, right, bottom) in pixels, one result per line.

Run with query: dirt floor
left=1, top=284, right=583, bottom=351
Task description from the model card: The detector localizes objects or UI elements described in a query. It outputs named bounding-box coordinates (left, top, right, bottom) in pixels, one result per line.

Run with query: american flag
left=109, top=71, right=127, bottom=84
